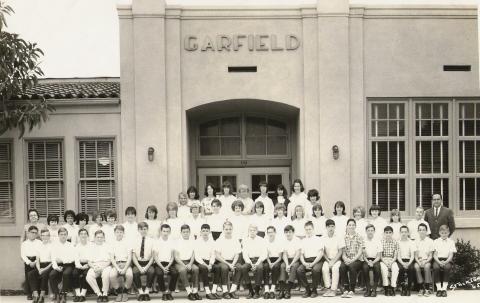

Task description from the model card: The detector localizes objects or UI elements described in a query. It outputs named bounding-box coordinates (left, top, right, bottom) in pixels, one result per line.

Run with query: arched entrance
left=187, top=99, right=299, bottom=199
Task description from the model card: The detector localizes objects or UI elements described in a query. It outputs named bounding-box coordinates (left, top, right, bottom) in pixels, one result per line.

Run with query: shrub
left=450, top=239, right=480, bottom=289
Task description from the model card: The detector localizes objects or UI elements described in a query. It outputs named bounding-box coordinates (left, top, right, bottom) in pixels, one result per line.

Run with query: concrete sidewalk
left=1, top=290, right=479, bottom=302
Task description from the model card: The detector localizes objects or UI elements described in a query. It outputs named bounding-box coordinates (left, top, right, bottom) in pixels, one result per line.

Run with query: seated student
left=250, top=201, right=269, bottom=237
left=340, top=219, right=365, bottom=298
left=305, top=189, right=320, bottom=220
left=71, top=213, right=89, bottom=246
left=290, top=205, right=307, bottom=239
left=237, top=184, right=255, bottom=216
left=414, top=223, right=434, bottom=296
left=389, top=209, right=403, bottom=241
left=21, top=225, right=42, bottom=301
left=352, top=206, right=368, bottom=240
left=174, top=224, right=200, bottom=301
left=206, top=199, right=225, bottom=240
left=63, top=210, right=77, bottom=242
left=432, top=225, right=457, bottom=297
left=332, top=201, right=349, bottom=237
left=213, top=221, right=242, bottom=299
left=21, top=209, right=44, bottom=242
left=132, top=222, right=155, bottom=301
left=73, top=228, right=91, bottom=302
left=408, top=207, right=431, bottom=241
left=49, top=227, right=75, bottom=303
left=380, top=226, right=399, bottom=296
left=165, top=202, right=182, bottom=240
left=178, top=192, right=192, bottom=220
left=240, top=224, right=267, bottom=299
left=89, top=211, right=105, bottom=243
left=254, top=181, right=274, bottom=219
left=280, top=225, right=301, bottom=299
left=123, top=207, right=139, bottom=245
left=297, top=221, right=324, bottom=298
left=228, top=200, right=248, bottom=241
left=369, top=205, right=387, bottom=241
left=154, top=224, right=178, bottom=301
left=188, top=202, right=206, bottom=239
left=271, top=204, right=290, bottom=240
left=397, top=225, right=415, bottom=296
left=144, top=205, right=161, bottom=239
left=311, top=204, right=327, bottom=237
left=103, top=209, right=117, bottom=244
left=109, top=225, right=133, bottom=302
left=47, top=214, right=61, bottom=244
left=201, top=183, right=216, bottom=216
left=194, top=224, right=218, bottom=300
left=29, top=228, right=53, bottom=303
left=263, top=226, right=284, bottom=299
left=322, top=219, right=345, bottom=297
left=86, top=230, right=112, bottom=302
left=362, top=224, right=382, bottom=297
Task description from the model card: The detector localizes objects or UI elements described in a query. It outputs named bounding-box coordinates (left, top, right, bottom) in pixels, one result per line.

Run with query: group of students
left=20, top=179, right=457, bottom=302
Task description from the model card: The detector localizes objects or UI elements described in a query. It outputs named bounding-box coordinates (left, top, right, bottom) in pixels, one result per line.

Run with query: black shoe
left=276, top=291, right=284, bottom=300
left=167, top=293, right=174, bottom=301
left=213, top=293, right=221, bottom=300
left=161, top=294, right=167, bottom=301
left=230, top=292, right=239, bottom=299
left=269, top=292, right=275, bottom=299
left=144, top=294, right=151, bottom=301
left=364, top=289, right=370, bottom=297
left=253, top=291, right=260, bottom=299
left=73, top=296, right=79, bottom=302
left=188, top=293, right=196, bottom=301
left=384, top=287, right=390, bottom=296
left=391, top=288, right=396, bottom=296
left=28, top=295, right=33, bottom=300
left=310, top=290, right=318, bottom=298
left=137, top=294, right=144, bottom=301
left=302, top=290, right=311, bottom=298
left=194, top=293, right=202, bottom=300
left=247, top=291, right=254, bottom=299
left=284, top=291, right=291, bottom=299
left=436, top=290, right=442, bottom=297
left=263, top=292, right=269, bottom=299
left=443, top=290, right=447, bottom=297
left=206, top=294, right=216, bottom=300
left=97, top=296, right=102, bottom=303
left=371, top=289, right=377, bottom=297
left=221, top=293, right=231, bottom=300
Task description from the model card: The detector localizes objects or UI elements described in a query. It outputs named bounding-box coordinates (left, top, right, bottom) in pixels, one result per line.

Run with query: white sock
left=145, top=288, right=150, bottom=294
left=212, top=284, right=217, bottom=294
left=442, top=284, right=448, bottom=291
left=436, top=283, right=442, bottom=291
left=230, top=284, right=237, bottom=292
left=75, top=289, right=80, bottom=296
left=139, top=288, right=144, bottom=295
left=193, top=287, right=198, bottom=294
left=205, top=288, right=211, bottom=294
left=185, top=286, right=192, bottom=294
left=271, top=285, right=276, bottom=292
left=264, top=285, right=269, bottom=292
left=222, top=285, right=228, bottom=293
left=81, top=289, right=87, bottom=296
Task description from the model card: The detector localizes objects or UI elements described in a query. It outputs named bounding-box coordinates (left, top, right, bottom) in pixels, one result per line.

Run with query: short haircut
left=400, top=225, right=409, bottom=232
left=231, top=200, right=245, bottom=211
left=92, top=211, right=105, bottom=222
left=333, top=201, right=346, bottom=215
left=204, top=183, right=216, bottom=197
left=201, top=224, right=211, bottom=230
left=187, top=186, right=200, bottom=200
left=291, top=179, right=305, bottom=193
left=274, top=203, right=286, bottom=212
left=94, top=230, right=105, bottom=237
left=63, top=210, right=76, bottom=222
left=105, top=209, right=117, bottom=220
left=284, top=224, right=295, bottom=233
left=325, top=219, right=335, bottom=227
left=238, top=184, right=249, bottom=193
left=384, top=226, right=393, bottom=233
left=178, top=192, right=188, bottom=199
left=307, top=189, right=319, bottom=201
left=145, top=205, right=158, bottom=219
left=415, top=206, right=425, bottom=213
left=78, top=228, right=89, bottom=235
left=160, top=224, right=171, bottom=231
left=76, top=212, right=89, bottom=225
left=254, top=201, right=265, bottom=214
left=28, top=225, right=39, bottom=232
left=312, top=204, right=324, bottom=217
left=431, top=193, right=443, bottom=200
left=223, top=221, right=233, bottom=229
left=266, top=225, right=276, bottom=232
left=439, top=224, right=450, bottom=233
left=47, top=214, right=59, bottom=224
left=27, top=209, right=40, bottom=221
left=166, top=202, right=178, bottom=213
left=211, top=199, right=222, bottom=207
left=369, top=204, right=382, bottom=216
left=138, top=222, right=149, bottom=230
left=259, top=181, right=268, bottom=188
left=40, top=228, right=50, bottom=235
left=114, top=225, right=125, bottom=232
left=352, top=206, right=366, bottom=218
left=57, top=227, right=68, bottom=235
left=248, top=224, right=259, bottom=230
left=304, top=220, right=314, bottom=228
left=365, top=224, right=375, bottom=231
left=418, top=223, right=428, bottom=231
left=190, top=202, right=201, bottom=212
left=125, top=206, right=137, bottom=216
left=346, top=218, right=356, bottom=226
left=390, top=209, right=402, bottom=223
left=181, top=224, right=190, bottom=231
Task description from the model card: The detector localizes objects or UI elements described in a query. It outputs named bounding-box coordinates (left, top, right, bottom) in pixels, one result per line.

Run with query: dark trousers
left=24, top=257, right=37, bottom=295
left=340, top=260, right=362, bottom=291
left=433, top=258, right=452, bottom=284
left=197, top=260, right=219, bottom=286
left=28, top=263, right=51, bottom=292
left=362, top=259, right=380, bottom=290
left=297, top=257, right=323, bottom=289
left=49, top=263, right=74, bottom=294
left=280, top=258, right=300, bottom=283
left=175, top=260, right=200, bottom=288
left=72, top=264, right=89, bottom=290
left=155, top=262, right=178, bottom=292
left=263, top=258, right=281, bottom=285
left=214, top=260, right=242, bottom=286
left=212, top=232, right=222, bottom=241
left=397, top=259, right=415, bottom=288
left=133, top=260, right=155, bottom=290
left=238, top=257, right=264, bottom=286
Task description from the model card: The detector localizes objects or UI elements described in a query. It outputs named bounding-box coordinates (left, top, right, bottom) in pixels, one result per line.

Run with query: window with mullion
left=0, top=142, right=14, bottom=222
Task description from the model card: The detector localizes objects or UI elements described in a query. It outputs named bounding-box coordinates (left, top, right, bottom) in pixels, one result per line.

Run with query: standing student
left=165, top=202, right=182, bottom=240
left=218, top=181, right=236, bottom=218
left=352, top=206, right=368, bottom=240
left=47, top=214, right=61, bottom=244
left=280, top=225, right=301, bottom=299
left=414, top=223, right=434, bottom=296
left=290, top=205, right=307, bottom=239
left=380, top=226, right=399, bottom=296
left=103, top=209, right=117, bottom=244
left=132, top=222, right=155, bottom=301
left=332, top=201, right=349, bottom=237
left=362, top=224, right=382, bottom=297
left=30, top=228, right=53, bottom=303
left=144, top=205, right=161, bottom=239
left=187, top=186, right=200, bottom=207
left=432, top=225, right=456, bottom=297
left=340, top=219, right=365, bottom=298
left=297, top=221, right=324, bottom=298
left=123, top=207, right=139, bottom=246
left=237, top=184, right=255, bottom=215
left=21, top=225, right=42, bottom=301
left=228, top=200, right=248, bottom=241
left=178, top=192, right=191, bottom=220
left=109, top=225, right=133, bottom=302
left=397, top=225, right=415, bottom=296
left=72, top=228, right=91, bottom=302
left=287, top=179, right=308, bottom=218
left=311, top=204, right=327, bottom=237
left=63, top=210, right=77, bottom=242
left=71, top=213, right=89, bottom=245
left=305, top=189, right=320, bottom=220
left=255, top=181, right=274, bottom=219
left=271, top=204, right=289, bottom=240
left=154, top=224, right=178, bottom=301
left=188, top=202, right=206, bottom=239
left=322, top=219, right=345, bottom=297
left=21, top=209, right=44, bottom=242
left=86, top=230, right=112, bottom=302
left=89, top=211, right=105, bottom=242
left=240, top=224, right=267, bottom=299
left=194, top=224, right=218, bottom=300
left=213, top=221, right=242, bottom=299
left=407, top=207, right=431, bottom=240
left=369, top=205, right=387, bottom=241
left=272, top=184, right=290, bottom=211
left=389, top=209, right=403, bottom=241
left=250, top=201, right=269, bottom=237
left=263, top=226, right=284, bottom=299
left=206, top=199, right=225, bottom=240
left=201, top=183, right=216, bottom=216
left=174, top=224, right=200, bottom=301
left=49, top=227, right=75, bottom=303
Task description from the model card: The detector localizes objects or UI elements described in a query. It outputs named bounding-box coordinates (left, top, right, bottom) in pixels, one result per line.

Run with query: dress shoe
left=221, top=293, right=231, bottom=300
left=253, top=291, right=260, bottom=299
left=188, top=293, right=196, bottom=301
left=442, top=290, right=447, bottom=297
left=28, top=295, right=33, bottom=300
left=206, top=294, right=216, bottom=300
left=213, top=293, right=221, bottom=300
left=194, top=293, right=202, bottom=300
left=167, top=293, right=174, bottom=301
left=436, top=290, right=442, bottom=297
left=310, top=290, right=318, bottom=298
left=230, top=292, right=239, bottom=299
left=284, top=290, right=291, bottom=299
left=144, top=294, right=151, bottom=301
left=276, top=291, right=284, bottom=300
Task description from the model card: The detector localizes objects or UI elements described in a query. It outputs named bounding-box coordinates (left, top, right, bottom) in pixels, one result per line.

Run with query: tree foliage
left=0, top=1, right=54, bottom=138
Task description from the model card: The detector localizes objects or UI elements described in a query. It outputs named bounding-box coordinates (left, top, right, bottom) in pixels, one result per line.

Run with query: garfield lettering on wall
left=184, top=34, right=301, bottom=52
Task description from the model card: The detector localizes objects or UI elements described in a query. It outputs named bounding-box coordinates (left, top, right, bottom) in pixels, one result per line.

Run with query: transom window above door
left=198, top=115, right=290, bottom=158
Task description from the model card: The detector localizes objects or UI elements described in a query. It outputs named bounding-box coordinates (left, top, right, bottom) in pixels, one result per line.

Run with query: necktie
left=435, top=208, right=439, bottom=217
left=140, top=237, right=145, bottom=259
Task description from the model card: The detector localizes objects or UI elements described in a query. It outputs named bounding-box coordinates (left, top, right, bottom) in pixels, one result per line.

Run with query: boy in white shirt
left=397, top=225, right=415, bottom=296
left=414, top=223, right=434, bottom=296
left=407, top=207, right=431, bottom=240
left=109, top=225, right=133, bottom=302
left=254, top=181, right=274, bottom=219
left=86, top=230, right=112, bottom=302
left=73, top=228, right=91, bottom=302
left=297, top=221, right=324, bottom=298
left=239, top=224, right=267, bottom=299
left=178, top=192, right=191, bottom=220
left=49, top=227, right=75, bottom=303
left=194, top=224, right=218, bottom=300
left=322, top=219, right=345, bottom=297
left=153, top=224, right=177, bottom=301
left=263, top=226, right=284, bottom=299
left=380, top=226, right=399, bottom=296
left=433, top=225, right=457, bottom=297
left=174, top=224, right=200, bottom=301
left=31, top=228, right=53, bottom=303
left=362, top=224, right=382, bottom=297
left=132, top=222, right=155, bottom=301
left=280, top=225, right=301, bottom=299
left=21, top=225, right=42, bottom=301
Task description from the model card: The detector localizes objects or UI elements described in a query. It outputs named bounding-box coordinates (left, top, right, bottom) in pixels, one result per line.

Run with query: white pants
left=322, top=261, right=341, bottom=290
left=109, top=265, right=133, bottom=289
left=380, top=262, right=399, bottom=287
left=86, top=263, right=111, bottom=296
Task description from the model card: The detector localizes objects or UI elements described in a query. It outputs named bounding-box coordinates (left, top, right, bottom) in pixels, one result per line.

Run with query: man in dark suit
left=424, top=194, right=455, bottom=239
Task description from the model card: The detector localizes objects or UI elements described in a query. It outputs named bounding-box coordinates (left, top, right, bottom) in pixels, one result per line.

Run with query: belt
left=439, top=258, right=448, bottom=261
left=367, top=258, right=375, bottom=261
left=269, top=257, right=279, bottom=263
left=304, top=257, right=316, bottom=262
left=138, top=260, right=150, bottom=266
left=27, top=256, right=36, bottom=262
left=40, top=262, right=51, bottom=268
left=57, top=262, right=74, bottom=266
left=401, top=258, right=410, bottom=262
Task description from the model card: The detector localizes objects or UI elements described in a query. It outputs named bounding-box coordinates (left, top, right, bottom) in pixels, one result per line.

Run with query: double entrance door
left=198, top=167, right=290, bottom=200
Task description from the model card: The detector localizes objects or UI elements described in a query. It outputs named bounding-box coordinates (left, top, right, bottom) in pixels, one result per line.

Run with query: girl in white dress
left=187, top=186, right=200, bottom=207
left=250, top=201, right=269, bottom=237
left=62, top=210, right=77, bottom=242
left=201, top=183, right=216, bottom=216
left=144, top=205, right=161, bottom=239
left=290, top=205, right=307, bottom=239
left=369, top=204, right=387, bottom=241
left=353, top=206, right=368, bottom=240
left=165, top=202, right=183, bottom=240
left=272, top=184, right=290, bottom=213
left=287, top=179, right=309, bottom=218
left=311, top=204, right=327, bottom=237
left=271, top=204, right=290, bottom=240
left=305, top=189, right=320, bottom=220
left=88, top=211, right=105, bottom=242
left=237, top=184, right=254, bottom=216
left=388, top=209, right=403, bottom=241
left=219, top=181, right=237, bottom=218
left=332, top=201, right=349, bottom=237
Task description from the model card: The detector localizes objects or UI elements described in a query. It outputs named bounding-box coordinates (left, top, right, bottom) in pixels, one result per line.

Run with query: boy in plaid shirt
left=380, top=226, right=399, bottom=296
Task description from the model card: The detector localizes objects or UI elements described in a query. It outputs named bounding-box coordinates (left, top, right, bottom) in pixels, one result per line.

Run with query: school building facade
left=1, top=0, right=480, bottom=290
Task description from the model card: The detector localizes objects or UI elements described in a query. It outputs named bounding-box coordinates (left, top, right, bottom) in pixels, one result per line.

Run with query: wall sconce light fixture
left=332, top=145, right=339, bottom=160
left=148, top=147, right=155, bottom=162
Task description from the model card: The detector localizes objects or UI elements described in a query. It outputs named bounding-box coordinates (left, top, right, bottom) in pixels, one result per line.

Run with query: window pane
left=200, top=120, right=219, bottom=136
left=0, top=142, right=14, bottom=222
left=459, top=141, right=475, bottom=173
left=267, top=120, right=287, bottom=136
left=388, top=141, right=405, bottom=174
left=372, top=179, right=405, bottom=211
left=416, top=178, right=449, bottom=209
left=200, top=138, right=220, bottom=156
left=267, top=175, right=282, bottom=193
left=221, top=137, right=241, bottom=155
left=267, top=136, right=287, bottom=155
left=372, top=104, right=387, bottom=119
left=246, top=117, right=265, bottom=136
left=459, top=178, right=477, bottom=211
left=220, top=117, right=240, bottom=136
left=251, top=175, right=266, bottom=193
left=246, top=136, right=266, bottom=155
